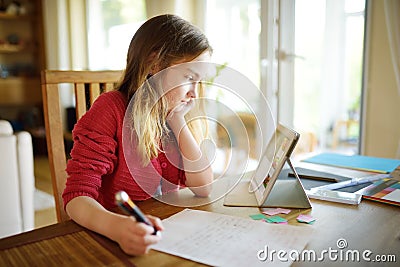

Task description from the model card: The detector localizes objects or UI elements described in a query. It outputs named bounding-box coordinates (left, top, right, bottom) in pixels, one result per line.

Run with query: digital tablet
left=224, top=123, right=311, bottom=209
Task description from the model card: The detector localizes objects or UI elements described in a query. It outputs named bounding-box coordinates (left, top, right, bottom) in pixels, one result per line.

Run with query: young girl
left=63, top=14, right=214, bottom=255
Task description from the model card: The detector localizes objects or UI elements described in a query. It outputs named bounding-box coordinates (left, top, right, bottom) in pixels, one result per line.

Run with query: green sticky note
left=266, top=215, right=287, bottom=223
left=249, top=214, right=267, bottom=220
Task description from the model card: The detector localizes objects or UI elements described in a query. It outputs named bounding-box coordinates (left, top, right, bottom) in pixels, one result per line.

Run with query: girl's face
left=163, top=52, right=211, bottom=113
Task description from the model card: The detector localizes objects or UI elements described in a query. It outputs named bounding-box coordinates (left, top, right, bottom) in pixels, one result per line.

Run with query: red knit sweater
left=63, top=91, right=185, bottom=211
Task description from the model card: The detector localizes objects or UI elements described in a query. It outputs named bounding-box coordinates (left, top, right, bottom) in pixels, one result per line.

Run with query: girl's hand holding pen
left=115, top=214, right=163, bottom=255
left=114, top=191, right=164, bottom=255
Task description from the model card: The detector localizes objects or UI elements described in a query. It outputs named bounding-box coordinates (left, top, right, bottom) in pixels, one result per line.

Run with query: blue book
left=302, top=153, right=400, bottom=173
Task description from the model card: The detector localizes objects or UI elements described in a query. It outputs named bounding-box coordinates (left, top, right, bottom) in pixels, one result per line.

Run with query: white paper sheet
left=152, top=209, right=312, bottom=267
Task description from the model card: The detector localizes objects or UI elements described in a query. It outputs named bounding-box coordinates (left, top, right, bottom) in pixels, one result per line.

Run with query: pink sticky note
left=261, top=208, right=281, bottom=216
left=261, top=208, right=292, bottom=216
left=277, top=208, right=291, bottom=214
left=277, top=221, right=288, bottom=224
left=296, top=214, right=315, bottom=224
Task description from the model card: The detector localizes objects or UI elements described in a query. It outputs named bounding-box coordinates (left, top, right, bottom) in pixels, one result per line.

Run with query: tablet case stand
left=224, top=158, right=312, bottom=209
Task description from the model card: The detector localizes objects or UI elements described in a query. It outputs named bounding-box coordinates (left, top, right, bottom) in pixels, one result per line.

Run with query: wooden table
left=1, top=195, right=399, bottom=266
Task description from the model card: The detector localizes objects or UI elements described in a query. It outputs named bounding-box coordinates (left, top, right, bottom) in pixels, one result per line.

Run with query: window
left=279, top=0, right=366, bottom=155
left=86, top=0, right=146, bottom=70
left=205, top=0, right=367, bottom=157
left=204, top=0, right=266, bottom=161
left=205, top=0, right=261, bottom=108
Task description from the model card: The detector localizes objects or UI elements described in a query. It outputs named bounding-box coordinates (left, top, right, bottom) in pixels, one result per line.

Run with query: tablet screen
left=250, top=124, right=299, bottom=205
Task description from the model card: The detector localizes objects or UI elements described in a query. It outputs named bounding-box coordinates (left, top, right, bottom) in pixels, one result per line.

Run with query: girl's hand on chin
left=167, top=100, right=194, bottom=120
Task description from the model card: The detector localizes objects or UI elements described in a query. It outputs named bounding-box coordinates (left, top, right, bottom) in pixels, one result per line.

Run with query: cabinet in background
left=0, top=0, right=46, bottom=154
left=0, top=0, right=46, bottom=106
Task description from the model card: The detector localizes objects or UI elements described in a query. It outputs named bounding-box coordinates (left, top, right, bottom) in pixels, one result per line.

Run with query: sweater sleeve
left=62, top=91, right=126, bottom=208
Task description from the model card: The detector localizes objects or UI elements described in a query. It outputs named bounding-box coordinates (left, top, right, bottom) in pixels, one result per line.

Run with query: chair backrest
left=41, top=70, right=123, bottom=222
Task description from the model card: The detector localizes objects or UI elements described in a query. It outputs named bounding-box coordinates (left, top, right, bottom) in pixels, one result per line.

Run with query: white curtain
left=384, top=0, right=400, bottom=96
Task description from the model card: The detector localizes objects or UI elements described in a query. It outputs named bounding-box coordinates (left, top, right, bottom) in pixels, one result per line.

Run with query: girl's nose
left=187, top=84, right=197, bottom=98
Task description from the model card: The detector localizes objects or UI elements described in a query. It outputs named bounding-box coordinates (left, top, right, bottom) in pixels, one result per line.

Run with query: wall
left=363, top=0, right=400, bottom=158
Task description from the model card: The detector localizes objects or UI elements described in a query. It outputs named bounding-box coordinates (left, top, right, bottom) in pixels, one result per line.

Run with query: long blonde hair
left=117, top=14, right=212, bottom=165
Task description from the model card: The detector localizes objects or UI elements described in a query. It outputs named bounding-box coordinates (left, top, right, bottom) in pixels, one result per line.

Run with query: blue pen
left=115, top=191, right=158, bottom=235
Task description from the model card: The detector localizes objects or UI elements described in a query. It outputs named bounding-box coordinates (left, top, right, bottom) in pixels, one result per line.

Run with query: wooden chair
left=41, top=70, right=123, bottom=222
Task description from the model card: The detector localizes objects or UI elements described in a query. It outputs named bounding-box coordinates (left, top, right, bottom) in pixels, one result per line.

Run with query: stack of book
left=302, top=153, right=400, bottom=206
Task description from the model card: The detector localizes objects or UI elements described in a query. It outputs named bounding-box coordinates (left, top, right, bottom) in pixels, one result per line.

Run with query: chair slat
left=105, top=83, right=114, bottom=92
left=75, top=83, right=86, bottom=121
left=89, top=83, right=100, bottom=105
